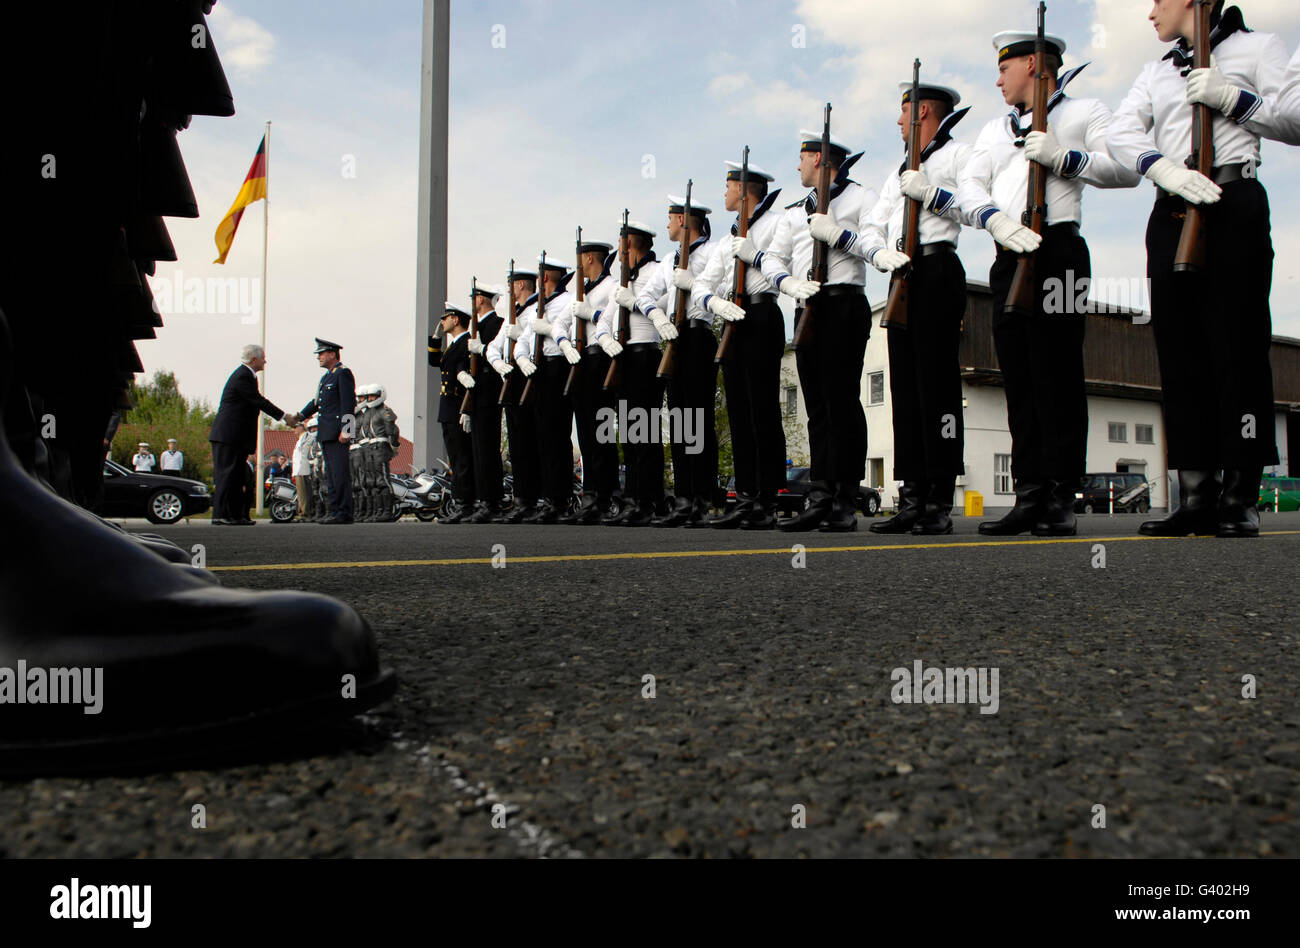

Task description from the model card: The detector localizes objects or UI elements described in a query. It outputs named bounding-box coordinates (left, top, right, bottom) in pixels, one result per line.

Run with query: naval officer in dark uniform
left=299, top=338, right=357, bottom=524
left=429, top=304, right=476, bottom=522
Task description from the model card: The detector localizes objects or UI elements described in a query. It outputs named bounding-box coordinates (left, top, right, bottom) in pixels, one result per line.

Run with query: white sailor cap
left=899, top=82, right=963, bottom=108
left=620, top=220, right=657, bottom=239
left=537, top=256, right=569, bottom=273
left=509, top=267, right=538, bottom=281
left=577, top=240, right=614, bottom=257
left=724, top=160, right=775, bottom=183
left=138, top=442, right=150, bottom=448
left=471, top=282, right=502, bottom=299
left=666, top=195, right=712, bottom=216
left=993, top=30, right=1067, bottom=62
left=442, top=302, right=471, bottom=319
left=799, top=129, right=851, bottom=160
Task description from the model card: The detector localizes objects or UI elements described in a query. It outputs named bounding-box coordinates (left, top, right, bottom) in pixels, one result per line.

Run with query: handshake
left=284, top=411, right=303, bottom=427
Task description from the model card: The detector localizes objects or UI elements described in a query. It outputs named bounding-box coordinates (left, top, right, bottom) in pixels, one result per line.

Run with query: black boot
left=558, top=495, right=595, bottom=525
left=1217, top=467, right=1262, bottom=538
left=1033, top=477, right=1079, bottom=537
left=870, top=480, right=924, bottom=535
left=470, top=502, right=497, bottom=524
left=709, top=495, right=756, bottom=529
left=980, top=480, right=1045, bottom=536
left=522, top=500, right=558, bottom=524
left=818, top=483, right=859, bottom=533
left=601, top=498, right=630, bottom=525
left=504, top=502, right=535, bottom=524
left=620, top=502, right=657, bottom=527
left=683, top=497, right=713, bottom=528
left=738, top=499, right=777, bottom=530
left=1140, top=470, right=1220, bottom=537
left=780, top=482, right=833, bottom=533
left=912, top=477, right=955, bottom=536
left=652, top=496, right=692, bottom=528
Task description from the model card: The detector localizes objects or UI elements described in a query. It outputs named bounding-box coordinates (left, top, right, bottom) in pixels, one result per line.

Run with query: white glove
left=1186, top=61, right=1242, bottom=117
left=558, top=339, right=580, bottom=365
left=985, top=210, right=1043, bottom=254
left=808, top=212, right=848, bottom=245
left=672, top=268, right=694, bottom=291
left=505, top=323, right=523, bottom=340
left=491, top=359, right=513, bottom=378
left=899, top=169, right=937, bottom=206
left=572, top=298, right=595, bottom=321
left=532, top=316, right=553, bottom=337
left=460, top=413, right=472, bottom=434
left=707, top=295, right=745, bottom=322
left=1024, top=129, right=1068, bottom=175
left=650, top=311, right=678, bottom=341
left=494, top=296, right=512, bottom=322
left=870, top=248, right=911, bottom=273
left=613, top=286, right=637, bottom=310
left=779, top=277, right=820, bottom=301
left=468, top=338, right=486, bottom=355
left=731, top=235, right=758, bottom=264
left=515, top=354, right=537, bottom=377
left=1144, top=156, right=1221, bottom=205
left=457, top=370, right=475, bottom=389
left=599, top=336, right=623, bottom=358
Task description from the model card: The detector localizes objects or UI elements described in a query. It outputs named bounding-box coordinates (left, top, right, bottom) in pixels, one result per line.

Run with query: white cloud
left=208, top=5, right=275, bottom=77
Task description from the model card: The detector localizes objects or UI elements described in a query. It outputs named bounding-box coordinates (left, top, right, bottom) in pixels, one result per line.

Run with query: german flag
left=213, top=135, right=267, bottom=264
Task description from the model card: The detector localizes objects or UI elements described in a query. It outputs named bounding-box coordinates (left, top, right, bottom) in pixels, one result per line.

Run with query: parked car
left=1074, top=473, right=1150, bottom=513
left=1258, top=476, right=1300, bottom=512
left=724, top=467, right=881, bottom=516
left=101, top=458, right=211, bottom=524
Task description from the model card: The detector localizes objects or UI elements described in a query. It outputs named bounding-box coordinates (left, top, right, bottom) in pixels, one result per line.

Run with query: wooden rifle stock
left=792, top=102, right=832, bottom=349
left=1005, top=2, right=1049, bottom=317
left=461, top=277, right=479, bottom=414
left=564, top=227, right=584, bottom=398
left=518, top=251, right=547, bottom=407
left=881, top=60, right=922, bottom=330
left=498, top=261, right=517, bottom=406
left=658, top=180, right=694, bottom=379
left=603, top=211, right=631, bottom=391
left=1174, top=0, right=1214, bottom=272
left=716, top=146, right=751, bottom=364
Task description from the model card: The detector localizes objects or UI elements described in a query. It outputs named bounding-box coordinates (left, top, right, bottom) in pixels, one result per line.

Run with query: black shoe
left=738, top=502, right=777, bottom=530
left=912, top=477, right=955, bottom=536
left=781, top=483, right=833, bottom=533
left=559, top=496, right=596, bottom=525
left=504, top=504, right=534, bottom=524
left=870, top=481, right=924, bottom=535
left=1140, top=470, right=1221, bottom=537
left=980, top=480, right=1046, bottom=536
left=575, top=499, right=605, bottom=524
left=710, top=499, right=756, bottom=530
left=818, top=486, right=859, bottom=533
left=236, top=518, right=255, bottom=526
left=1033, top=478, right=1079, bottom=537
left=1217, top=467, right=1262, bottom=538
left=470, top=505, right=498, bottom=524
left=212, top=518, right=237, bottom=526
left=652, top=498, right=692, bottom=528
left=683, top=499, right=713, bottom=528
left=601, top=501, right=629, bottom=525
left=620, top=503, right=656, bottom=527
left=320, top=515, right=354, bottom=525
left=522, top=502, right=558, bottom=524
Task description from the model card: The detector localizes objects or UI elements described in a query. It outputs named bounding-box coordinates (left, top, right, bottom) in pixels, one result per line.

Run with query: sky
left=148, top=0, right=1300, bottom=431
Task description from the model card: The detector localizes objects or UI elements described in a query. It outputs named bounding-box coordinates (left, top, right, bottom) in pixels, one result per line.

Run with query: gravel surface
left=3, top=512, right=1297, bottom=858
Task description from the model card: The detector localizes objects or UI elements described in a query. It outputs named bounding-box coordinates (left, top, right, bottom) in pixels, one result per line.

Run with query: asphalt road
left=3, top=511, right=1297, bottom=858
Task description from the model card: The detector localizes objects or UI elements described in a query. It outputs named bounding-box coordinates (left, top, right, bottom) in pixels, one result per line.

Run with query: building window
left=994, top=454, right=1012, bottom=494
left=869, top=372, right=884, bottom=406
left=1108, top=422, right=1127, bottom=443
left=784, top=386, right=798, bottom=415
left=1135, top=424, right=1154, bottom=444
left=868, top=459, right=884, bottom=489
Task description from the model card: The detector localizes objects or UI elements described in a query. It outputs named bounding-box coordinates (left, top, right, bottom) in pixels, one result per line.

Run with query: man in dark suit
left=299, top=338, right=357, bottom=524
left=209, top=344, right=296, bottom=525
left=429, top=306, right=476, bottom=523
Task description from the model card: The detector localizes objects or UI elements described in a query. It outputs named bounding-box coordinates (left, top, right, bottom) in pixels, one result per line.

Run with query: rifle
left=498, top=259, right=517, bottom=406
left=564, top=227, right=584, bottom=397
left=461, top=276, right=479, bottom=414
left=1004, top=2, right=1049, bottom=317
left=792, top=103, right=832, bottom=349
left=715, top=147, right=751, bottom=363
left=603, top=209, right=631, bottom=391
left=657, top=180, right=693, bottom=378
left=518, top=250, right=546, bottom=407
left=881, top=60, right=922, bottom=330
left=1175, top=0, right=1214, bottom=272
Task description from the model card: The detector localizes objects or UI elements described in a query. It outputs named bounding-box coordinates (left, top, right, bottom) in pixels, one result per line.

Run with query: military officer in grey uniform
left=298, top=338, right=358, bottom=524
left=364, top=384, right=401, bottom=522
left=349, top=384, right=373, bottom=520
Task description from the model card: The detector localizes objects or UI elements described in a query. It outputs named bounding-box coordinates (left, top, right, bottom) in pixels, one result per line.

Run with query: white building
left=780, top=283, right=1299, bottom=513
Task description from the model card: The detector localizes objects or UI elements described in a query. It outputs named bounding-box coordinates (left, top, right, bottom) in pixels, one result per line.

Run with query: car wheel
left=802, top=494, right=812, bottom=512
left=1136, top=500, right=1150, bottom=514
left=1083, top=503, right=1094, bottom=515
left=270, top=499, right=297, bottom=523
left=864, top=494, right=880, bottom=516
left=415, top=508, right=438, bottom=522
left=146, top=489, right=185, bottom=525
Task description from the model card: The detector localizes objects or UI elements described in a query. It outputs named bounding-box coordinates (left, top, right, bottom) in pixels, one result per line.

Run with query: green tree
left=112, top=370, right=218, bottom=486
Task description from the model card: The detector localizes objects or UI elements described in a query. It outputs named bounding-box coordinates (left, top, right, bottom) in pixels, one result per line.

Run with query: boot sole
left=0, top=668, right=397, bottom=777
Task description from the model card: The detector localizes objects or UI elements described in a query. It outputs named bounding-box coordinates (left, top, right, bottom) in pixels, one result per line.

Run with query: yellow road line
left=207, top=530, right=1300, bottom=572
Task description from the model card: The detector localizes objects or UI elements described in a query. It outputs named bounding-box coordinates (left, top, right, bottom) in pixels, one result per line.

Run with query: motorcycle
left=389, top=466, right=444, bottom=522
left=264, top=475, right=299, bottom=523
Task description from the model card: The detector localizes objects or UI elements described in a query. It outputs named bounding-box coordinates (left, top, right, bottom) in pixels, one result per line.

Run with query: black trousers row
left=573, top=347, right=623, bottom=503
left=795, top=290, right=870, bottom=488
left=1147, top=179, right=1277, bottom=470
left=501, top=356, right=573, bottom=508
left=664, top=323, right=719, bottom=504
left=989, top=223, right=1090, bottom=485
left=721, top=297, right=787, bottom=503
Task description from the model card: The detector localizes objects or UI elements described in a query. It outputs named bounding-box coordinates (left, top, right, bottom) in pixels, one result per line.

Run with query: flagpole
left=255, top=120, right=271, bottom=516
